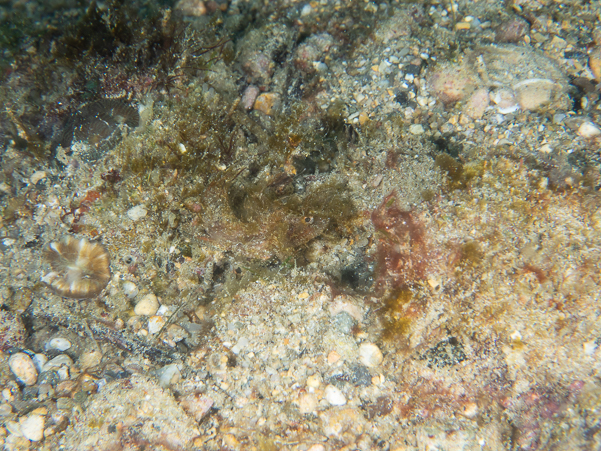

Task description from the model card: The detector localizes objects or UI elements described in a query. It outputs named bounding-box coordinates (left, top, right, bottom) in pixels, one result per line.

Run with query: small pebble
left=9, top=353, right=38, bottom=386
left=45, top=338, right=71, bottom=352
left=135, top=293, right=159, bottom=316
left=253, top=93, right=280, bottom=116
left=359, top=343, right=383, bottom=367
left=30, top=171, right=47, bottom=185
left=180, top=394, right=214, bottom=421
left=578, top=121, right=601, bottom=138
left=20, top=414, right=45, bottom=442
left=127, top=205, right=147, bottom=221
left=122, top=280, right=139, bottom=299
left=241, top=85, right=259, bottom=110
left=174, top=0, right=206, bottom=16
left=298, top=393, right=317, bottom=414
left=158, top=363, right=182, bottom=387
left=148, top=315, right=166, bottom=335
left=324, top=385, right=347, bottom=406
left=409, top=124, right=424, bottom=135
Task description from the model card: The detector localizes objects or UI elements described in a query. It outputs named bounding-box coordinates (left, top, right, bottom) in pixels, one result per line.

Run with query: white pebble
left=158, top=363, right=181, bottom=388
left=8, top=353, right=38, bottom=386
left=578, top=121, right=601, bottom=138
left=122, top=280, right=139, bottom=299
left=127, top=205, right=147, bottom=221
left=45, top=338, right=71, bottom=352
left=20, top=414, right=44, bottom=442
left=148, top=315, right=166, bottom=334
left=409, top=124, right=424, bottom=135
left=359, top=342, right=383, bottom=367
left=324, top=385, right=346, bottom=406
left=135, top=293, right=159, bottom=316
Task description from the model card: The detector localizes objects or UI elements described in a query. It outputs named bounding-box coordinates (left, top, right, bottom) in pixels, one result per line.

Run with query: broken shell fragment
left=42, top=236, right=111, bottom=299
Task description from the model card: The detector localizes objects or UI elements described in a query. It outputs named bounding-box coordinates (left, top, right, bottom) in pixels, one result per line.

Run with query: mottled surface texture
left=0, top=0, right=600, bottom=450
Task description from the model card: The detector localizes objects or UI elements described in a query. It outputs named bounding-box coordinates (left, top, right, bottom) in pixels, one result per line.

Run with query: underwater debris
left=41, top=236, right=111, bottom=299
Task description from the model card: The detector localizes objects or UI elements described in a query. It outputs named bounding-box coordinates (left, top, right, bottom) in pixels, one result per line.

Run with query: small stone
left=327, top=350, right=341, bottom=364
left=148, top=315, right=166, bottom=335
left=20, top=414, right=45, bottom=442
left=495, top=17, right=530, bottom=43
left=324, top=385, right=346, bottom=406
left=175, top=0, right=206, bottom=16
left=428, top=63, right=477, bottom=105
left=121, top=280, right=139, bottom=299
left=241, top=85, right=259, bottom=110
left=253, top=93, right=280, bottom=116
left=45, top=337, right=71, bottom=352
left=9, top=353, right=38, bottom=386
left=78, top=349, right=102, bottom=370
left=513, top=78, right=556, bottom=111
left=359, top=343, right=383, bottom=367
left=358, top=112, right=369, bottom=126
left=127, top=205, right=147, bottom=221
left=180, top=394, right=214, bottom=422
left=306, top=374, right=321, bottom=388
left=409, top=124, right=424, bottom=135
left=463, top=88, right=490, bottom=119
left=158, top=363, right=182, bottom=388
left=459, top=402, right=478, bottom=419
left=299, top=392, right=317, bottom=414
left=135, top=293, right=159, bottom=316
left=30, top=171, right=47, bottom=185
left=578, top=121, right=601, bottom=138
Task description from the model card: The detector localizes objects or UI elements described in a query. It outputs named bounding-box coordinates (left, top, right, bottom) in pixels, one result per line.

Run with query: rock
left=306, top=374, right=321, bottom=388
left=148, top=315, right=166, bottom=334
left=135, top=293, right=159, bottom=316
left=30, top=171, right=47, bottom=185
left=9, top=353, right=38, bottom=386
left=578, top=121, right=601, bottom=138
left=127, top=205, right=147, bottom=221
left=495, top=18, right=530, bottom=43
left=174, top=0, right=206, bottom=16
left=179, top=394, right=214, bottom=422
left=320, top=407, right=365, bottom=439
left=428, top=63, right=477, bottom=105
left=293, top=33, right=334, bottom=73
left=241, top=85, right=259, bottom=110
left=78, top=349, right=103, bottom=370
left=409, top=124, right=425, bottom=135
left=298, top=392, right=317, bottom=414
left=45, top=337, right=71, bottom=352
left=158, top=363, right=182, bottom=387
left=513, top=78, right=557, bottom=111
left=253, top=93, right=280, bottom=116
left=463, top=88, right=490, bottom=119
left=20, top=414, right=45, bottom=442
left=324, top=385, right=346, bottom=406
left=121, top=280, right=138, bottom=299
left=359, top=343, right=383, bottom=367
